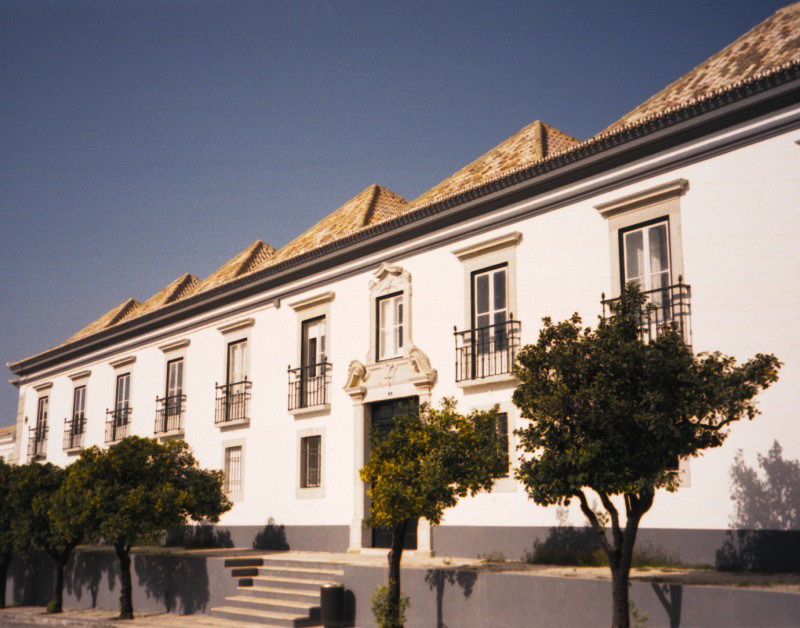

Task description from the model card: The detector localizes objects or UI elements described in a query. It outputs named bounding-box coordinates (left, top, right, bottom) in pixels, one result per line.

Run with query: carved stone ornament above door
left=343, top=262, right=437, bottom=402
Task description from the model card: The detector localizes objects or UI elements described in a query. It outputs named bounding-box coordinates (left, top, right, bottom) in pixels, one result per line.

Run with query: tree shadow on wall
left=66, top=549, right=117, bottom=608
left=134, top=554, right=210, bottom=614
left=165, top=524, right=234, bottom=549
left=424, top=568, right=478, bottom=628
left=524, top=525, right=604, bottom=566
left=651, top=583, right=682, bottom=628
left=253, top=518, right=290, bottom=551
left=716, top=440, right=800, bottom=572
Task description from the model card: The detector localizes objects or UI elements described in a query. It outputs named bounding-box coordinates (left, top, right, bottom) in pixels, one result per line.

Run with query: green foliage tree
left=12, top=461, right=92, bottom=614
left=69, top=437, right=232, bottom=619
left=0, top=458, right=15, bottom=609
left=360, top=398, right=506, bottom=628
left=512, top=285, right=781, bottom=628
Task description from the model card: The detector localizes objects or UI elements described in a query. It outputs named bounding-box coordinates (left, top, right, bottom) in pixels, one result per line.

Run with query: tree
left=11, top=461, right=92, bottom=613
left=360, top=398, right=506, bottom=628
left=512, top=285, right=781, bottom=628
left=0, top=458, right=15, bottom=609
left=70, top=437, right=232, bottom=619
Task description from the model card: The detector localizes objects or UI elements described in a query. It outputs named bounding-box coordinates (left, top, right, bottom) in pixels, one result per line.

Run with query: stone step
left=226, top=594, right=320, bottom=616
left=243, top=585, right=322, bottom=603
left=260, top=557, right=347, bottom=571
left=211, top=605, right=316, bottom=627
left=231, top=566, right=260, bottom=577
left=250, top=574, right=337, bottom=590
left=258, top=565, right=345, bottom=579
left=224, top=557, right=264, bottom=568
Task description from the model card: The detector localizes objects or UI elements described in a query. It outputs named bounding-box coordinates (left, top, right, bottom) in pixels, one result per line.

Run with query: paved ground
left=0, top=606, right=261, bottom=627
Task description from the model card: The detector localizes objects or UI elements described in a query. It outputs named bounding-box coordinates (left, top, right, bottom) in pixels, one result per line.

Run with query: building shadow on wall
left=134, top=554, right=210, bottom=614
left=424, top=568, right=478, bottom=628
left=253, top=518, right=290, bottom=551
left=716, top=440, right=800, bottom=572
left=66, top=549, right=117, bottom=608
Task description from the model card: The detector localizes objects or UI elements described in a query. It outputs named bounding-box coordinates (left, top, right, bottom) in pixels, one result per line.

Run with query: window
left=620, top=218, right=671, bottom=292
left=227, top=340, right=247, bottom=388
left=493, top=412, right=510, bottom=478
left=377, top=292, right=404, bottom=360
left=300, top=435, right=322, bottom=488
left=472, top=265, right=508, bottom=347
left=65, top=386, right=86, bottom=450
left=289, top=316, right=329, bottom=410
left=37, top=396, right=49, bottom=430
left=73, top=386, right=86, bottom=421
left=224, top=445, right=243, bottom=495
left=452, top=233, right=521, bottom=384
left=115, top=373, right=131, bottom=412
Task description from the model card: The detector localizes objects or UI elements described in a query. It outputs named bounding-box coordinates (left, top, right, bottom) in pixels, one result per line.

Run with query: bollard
left=320, top=582, right=345, bottom=627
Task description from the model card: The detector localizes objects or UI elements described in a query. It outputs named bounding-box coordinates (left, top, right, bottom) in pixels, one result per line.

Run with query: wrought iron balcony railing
left=288, top=362, right=331, bottom=411
left=454, top=318, right=521, bottom=382
left=215, top=380, right=251, bottom=424
left=27, top=424, right=48, bottom=460
left=63, top=415, right=86, bottom=451
left=602, top=278, right=692, bottom=345
left=105, top=407, right=131, bottom=443
left=155, top=394, right=186, bottom=435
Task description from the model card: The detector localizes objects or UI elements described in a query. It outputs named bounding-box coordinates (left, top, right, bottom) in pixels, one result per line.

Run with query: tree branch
left=596, top=491, right=623, bottom=550
left=573, top=490, right=611, bottom=554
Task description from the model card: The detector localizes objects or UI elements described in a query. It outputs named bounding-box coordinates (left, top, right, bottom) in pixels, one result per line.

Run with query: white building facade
left=8, top=8, right=800, bottom=564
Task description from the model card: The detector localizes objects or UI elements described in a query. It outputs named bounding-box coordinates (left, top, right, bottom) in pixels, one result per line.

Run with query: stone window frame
left=367, top=264, right=413, bottom=365
left=296, top=426, right=326, bottom=499
left=222, top=438, right=246, bottom=502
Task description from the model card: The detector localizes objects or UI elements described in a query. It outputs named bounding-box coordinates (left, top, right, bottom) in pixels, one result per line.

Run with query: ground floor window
left=300, top=435, right=321, bottom=488
left=224, top=445, right=243, bottom=496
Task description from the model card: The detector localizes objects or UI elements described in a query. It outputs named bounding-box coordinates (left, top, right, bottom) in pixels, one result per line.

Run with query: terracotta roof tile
left=407, top=121, right=579, bottom=211
left=603, top=2, right=800, bottom=134
left=0, top=425, right=15, bottom=438
left=269, top=184, right=408, bottom=263
left=133, top=273, right=200, bottom=318
left=192, top=240, right=276, bottom=293
left=67, top=298, right=141, bottom=343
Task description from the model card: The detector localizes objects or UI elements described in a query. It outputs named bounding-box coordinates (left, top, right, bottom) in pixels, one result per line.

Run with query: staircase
left=211, top=556, right=346, bottom=627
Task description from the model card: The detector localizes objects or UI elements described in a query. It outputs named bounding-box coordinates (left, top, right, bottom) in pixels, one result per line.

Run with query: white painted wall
left=14, top=112, right=800, bottom=537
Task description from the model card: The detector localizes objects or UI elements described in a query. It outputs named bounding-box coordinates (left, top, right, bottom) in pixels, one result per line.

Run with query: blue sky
left=0, top=0, right=789, bottom=427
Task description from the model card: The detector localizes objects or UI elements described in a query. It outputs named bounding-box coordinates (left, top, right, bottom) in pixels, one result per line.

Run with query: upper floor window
left=620, top=219, right=671, bottom=292
left=28, top=396, right=49, bottom=460
left=216, top=340, right=251, bottom=425
left=377, top=292, right=404, bottom=360
left=115, top=373, right=131, bottom=411
left=452, top=233, right=521, bottom=384
left=157, top=358, right=185, bottom=435
left=65, top=386, right=86, bottom=451
left=106, top=373, right=131, bottom=443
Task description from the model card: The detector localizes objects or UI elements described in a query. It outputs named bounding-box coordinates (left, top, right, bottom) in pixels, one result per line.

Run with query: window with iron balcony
left=63, top=385, right=86, bottom=452
left=28, top=396, right=49, bottom=460
left=156, top=357, right=185, bottom=436
left=216, top=339, right=251, bottom=426
left=288, top=315, right=331, bottom=412
left=106, top=373, right=131, bottom=443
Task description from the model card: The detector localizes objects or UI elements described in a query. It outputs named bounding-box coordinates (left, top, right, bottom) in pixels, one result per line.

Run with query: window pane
left=624, top=230, right=644, bottom=283
left=648, top=224, right=669, bottom=275
left=475, top=274, right=489, bottom=314
left=493, top=269, right=507, bottom=310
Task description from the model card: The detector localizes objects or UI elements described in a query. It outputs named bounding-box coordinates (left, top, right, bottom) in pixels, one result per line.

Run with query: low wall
left=342, top=564, right=800, bottom=628
left=3, top=548, right=238, bottom=615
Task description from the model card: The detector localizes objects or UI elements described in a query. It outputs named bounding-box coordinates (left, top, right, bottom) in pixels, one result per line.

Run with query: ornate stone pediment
left=343, top=345, right=437, bottom=400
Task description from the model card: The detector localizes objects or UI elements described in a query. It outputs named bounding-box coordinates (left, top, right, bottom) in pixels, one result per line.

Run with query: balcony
left=155, top=394, right=186, bottom=437
left=602, top=279, right=692, bottom=345
left=105, top=407, right=131, bottom=443
left=454, top=318, right=521, bottom=386
left=27, top=424, right=48, bottom=461
left=288, top=362, right=331, bottom=414
left=215, top=380, right=251, bottom=427
left=63, top=415, right=85, bottom=452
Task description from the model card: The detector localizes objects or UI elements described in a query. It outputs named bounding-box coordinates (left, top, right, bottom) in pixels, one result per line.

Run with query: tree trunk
left=0, top=553, right=10, bottom=609
left=387, top=519, right=409, bottom=627
left=610, top=562, right=630, bottom=628
left=115, top=542, right=134, bottom=620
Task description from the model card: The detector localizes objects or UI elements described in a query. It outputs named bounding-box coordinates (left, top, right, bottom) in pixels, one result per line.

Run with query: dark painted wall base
left=432, top=525, right=800, bottom=570
left=342, top=564, right=800, bottom=628
left=165, top=523, right=349, bottom=553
